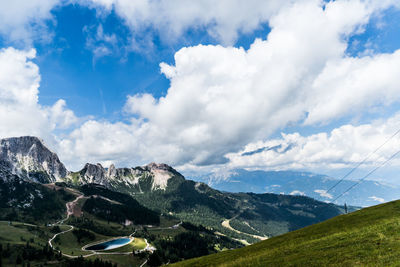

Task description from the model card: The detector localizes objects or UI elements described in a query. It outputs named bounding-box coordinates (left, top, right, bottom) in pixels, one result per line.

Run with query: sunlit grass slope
left=172, top=200, right=400, bottom=267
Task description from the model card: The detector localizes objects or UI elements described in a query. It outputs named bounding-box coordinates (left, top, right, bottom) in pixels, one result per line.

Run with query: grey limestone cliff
left=0, top=136, right=68, bottom=183
left=67, top=162, right=184, bottom=193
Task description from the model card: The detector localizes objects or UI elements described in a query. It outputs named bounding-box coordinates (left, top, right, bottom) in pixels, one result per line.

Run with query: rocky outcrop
left=0, top=136, right=184, bottom=192
left=0, top=136, right=68, bottom=183
left=144, top=163, right=178, bottom=190
left=78, top=163, right=108, bottom=185
left=68, top=162, right=184, bottom=192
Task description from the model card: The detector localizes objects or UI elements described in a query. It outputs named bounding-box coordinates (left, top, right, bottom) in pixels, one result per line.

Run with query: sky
left=1, top=0, right=400, bottom=184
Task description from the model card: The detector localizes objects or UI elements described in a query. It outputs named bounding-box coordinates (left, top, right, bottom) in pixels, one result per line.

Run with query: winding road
left=48, top=194, right=97, bottom=258
left=221, top=214, right=268, bottom=242
left=47, top=193, right=154, bottom=265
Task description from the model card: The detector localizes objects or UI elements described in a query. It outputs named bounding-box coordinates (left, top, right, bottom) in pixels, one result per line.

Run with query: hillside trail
left=146, top=221, right=183, bottom=230
left=221, top=213, right=268, bottom=242
left=48, top=193, right=97, bottom=258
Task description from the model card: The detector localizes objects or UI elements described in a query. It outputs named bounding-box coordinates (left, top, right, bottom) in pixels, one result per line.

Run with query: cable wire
left=331, top=148, right=400, bottom=203
left=326, top=128, right=400, bottom=193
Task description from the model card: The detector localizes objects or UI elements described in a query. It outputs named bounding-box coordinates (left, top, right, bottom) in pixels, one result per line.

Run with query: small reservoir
left=84, top=237, right=132, bottom=251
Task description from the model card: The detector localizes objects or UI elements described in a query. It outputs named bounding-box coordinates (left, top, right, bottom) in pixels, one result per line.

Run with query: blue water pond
left=85, top=237, right=131, bottom=251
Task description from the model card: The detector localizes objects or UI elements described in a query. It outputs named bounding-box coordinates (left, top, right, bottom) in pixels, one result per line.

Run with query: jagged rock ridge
left=0, top=136, right=182, bottom=192
left=0, top=136, right=68, bottom=183
left=67, top=162, right=184, bottom=193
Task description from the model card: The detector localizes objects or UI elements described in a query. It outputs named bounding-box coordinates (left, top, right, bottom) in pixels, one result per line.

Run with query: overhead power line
left=331, top=148, right=400, bottom=203
left=326, top=128, right=400, bottom=193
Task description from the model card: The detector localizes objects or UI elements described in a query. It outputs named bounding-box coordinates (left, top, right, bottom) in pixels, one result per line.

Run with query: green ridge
left=172, top=200, right=400, bottom=267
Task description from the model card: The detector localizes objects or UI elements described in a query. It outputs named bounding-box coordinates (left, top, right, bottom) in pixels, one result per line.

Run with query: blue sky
left=32, top=3, right=272, bottom=121
left=35, top=4, right=172, bottom=120
left=34, top=3, right=400, bottom=123
left=1, top=0, right=400, bottom=185
left=26, top=3, right=400, bottom=125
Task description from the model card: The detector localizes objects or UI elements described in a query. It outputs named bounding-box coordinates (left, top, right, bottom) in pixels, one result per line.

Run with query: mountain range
left=0, top=136, right=346, bottom=240
left=194, top=169, right=399, bottom=207
left=0, top=136, right=351, bottom=266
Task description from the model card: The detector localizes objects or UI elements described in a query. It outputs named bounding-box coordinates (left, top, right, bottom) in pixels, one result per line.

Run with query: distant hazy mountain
left=193, top=169, right=400, bottom=207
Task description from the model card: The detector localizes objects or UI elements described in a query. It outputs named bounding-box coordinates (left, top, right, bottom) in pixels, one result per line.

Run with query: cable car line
left=331, top=148, right=400, bottom=203
left=326, top=127, right=400, bottom=193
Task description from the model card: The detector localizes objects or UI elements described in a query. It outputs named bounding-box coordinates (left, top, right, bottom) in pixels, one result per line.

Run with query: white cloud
left=226, top=114, right=400, bottom=171
left=116, top=0, right=400, bottom=168
left=289, top=190, right=305, bottom=196
left=314, top=189, right=333, bottom=199
left=86, top=0, right=295, bottom=45
left=84, top=24, right=121, bottom=61
left=369, top=196, right=385, bottom=203
left=0, top=47, right=78, bottom=146
left=1, top=0, right=399, bottom=48
left=59, top=120, right=141, bottom=169
left=0, top=0, right=60, bottom=45
left=306, top=51, right=400, bottom=124
left=2, top=0, right=400, bottom=175
left=48, top=99, right=79, bottom=129
left=84, top=0, right=400, bottom=47
left=54, top=0, right=400, bottom=171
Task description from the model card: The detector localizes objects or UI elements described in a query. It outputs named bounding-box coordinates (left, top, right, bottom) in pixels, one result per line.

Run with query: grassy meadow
left=172, top=200, right=400, bottom=266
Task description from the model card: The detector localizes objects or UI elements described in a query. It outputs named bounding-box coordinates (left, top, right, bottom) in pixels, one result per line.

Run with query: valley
left=1, top=2, right=399, bottom=266
left=0, top=189, right=156, bottom=266
left=0, top=182, right=234, bottom=266
left=0, top=136, right=347, bottom=266
left=46, top=193, right=155, bottom=260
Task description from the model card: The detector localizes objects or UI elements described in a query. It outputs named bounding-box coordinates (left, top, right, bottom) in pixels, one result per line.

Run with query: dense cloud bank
left=1, top=0, right=400, bottom=174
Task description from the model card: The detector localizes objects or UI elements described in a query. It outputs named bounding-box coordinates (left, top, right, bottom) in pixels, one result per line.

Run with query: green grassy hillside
left=172, top=200, right=400, bottom=267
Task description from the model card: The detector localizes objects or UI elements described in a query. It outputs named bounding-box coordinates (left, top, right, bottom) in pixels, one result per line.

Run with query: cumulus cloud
left=86, top=0, right=293, bottom=45
left=59, top=120, right=141, bottom=169
left=306, top=51, right=400, bottom=124
left=0, top=47, right=78, bottom=145
left=0, top=0, right=61, bottom=45
left=116, top=0, right=400, bottom=168
left=1, top=0, right=399, bottom=48
left=83, top=0, right=400, bottom=48
left=2, top=0, right=400, bottom=174
left=226, top=114, right=400, bottom=171
left=289, top=190, right=305, bottom=196
left=369, top=196, right=385, bottom=203
left=314, top=190, right=333, bottom=199
left=48, top=99, right=79, bottom=129
left=54, top=0, right=400, bottom=171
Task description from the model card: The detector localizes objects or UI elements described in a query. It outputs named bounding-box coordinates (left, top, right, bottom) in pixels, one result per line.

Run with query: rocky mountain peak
left=143, top=162, right=180, bottom=190
left=0, top=136, right=68, bottom=183
left=66, top=161, right=184, bottom=192
left=145, top=162, right=179, bottom=173
left=79, top=163, right=109, bottom=185
left=107, top=163, right=117, bottom=177
left=0, top=136, right=186, bottom=193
